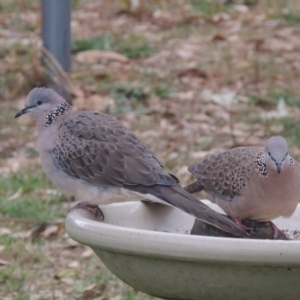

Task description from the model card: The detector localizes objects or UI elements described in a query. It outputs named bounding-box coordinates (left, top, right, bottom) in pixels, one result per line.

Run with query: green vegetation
left=272, top=12, right=300, bottom=25
left=121, top=43, right=155, bottom=58
left=153, top=82, right=172, bottom=99
left=3, top=0, right=300, bottom=298
left=191, top=0, right=224, bottom=15
left=0, top=170, right=63, bottom=221
left=275, top=117, right=300, bottom=147
left=108, top=82, right=150, bottom=114
left=73, top=32, right=156, bottom=59
left=73, top=34, right=114, bottom=52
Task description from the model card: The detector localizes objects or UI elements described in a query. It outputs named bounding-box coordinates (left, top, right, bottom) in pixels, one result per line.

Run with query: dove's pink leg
left=234, top=218, right=253, bottom=231
left=269, top=221, right=282, bottom=239
left=71, top=202, right=104, bottom=221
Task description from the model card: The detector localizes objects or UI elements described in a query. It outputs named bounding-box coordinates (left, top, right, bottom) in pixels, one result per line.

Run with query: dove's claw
left=71, top=202, right=104, bottom=221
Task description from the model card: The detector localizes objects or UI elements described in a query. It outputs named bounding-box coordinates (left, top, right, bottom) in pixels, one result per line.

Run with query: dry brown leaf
left=190, top=151, right=209, bottom=160
left=175, top=48, right=194, bottom=59
left=68, top=261, right=80, bottom=269
left=81, top=247, right=94, bottom=258
left=65, top=237, right=79, bottom=247
left=84, top=283, right=97, bottom=292
left=73, top=94, right=115, bottom=111
left=0, top=259, right=11, bottom=266
left=0, top=228, right=12, bottom=235
left=55, top=269, right=77, bottom=279
left=275, top=27, right=294, bottom=39
left=212, top=33, right=227, bottom=41
left=7, top=188, right=23, bottom=201
left=261, top=38, right=294, bottom=52
left=212, top=12, right=230, bottom=23
left=31, top=223, right=47, bottom=240
left=233, top=4, right=249, bottom=15
left=75, top=50, right=130, bottom=64
left=12, top=230, right=32, bottom=239
left=20, top=12, right=39, bottom=27
left=60, top=277, right=75, bottom=286
left=0, top=157, right=38, bottom=174
left=41, top=224, right=63, bottom=238
left=178, top=68, right=208, bottom=79
left=29, top=290, right=64, bottom=300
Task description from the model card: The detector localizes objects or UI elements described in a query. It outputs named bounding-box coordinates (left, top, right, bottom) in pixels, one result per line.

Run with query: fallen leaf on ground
left=60, top=277, right=75, bottom=286
left=75, top=50, right=130, bottom=64
left=7, top=188, right=23, bottom=201
left=68, top=260, right=80, bottom=269
left=0, top=259, right=11, bottom=265
left=0, top=228, right=12, bottom=235
left=41, top=224, right=63, bottom=238
left=81, top=247, right=94, bottom=258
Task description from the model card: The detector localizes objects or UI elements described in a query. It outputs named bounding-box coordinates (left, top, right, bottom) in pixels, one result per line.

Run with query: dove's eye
left=37, top=100, right=42, bottom=106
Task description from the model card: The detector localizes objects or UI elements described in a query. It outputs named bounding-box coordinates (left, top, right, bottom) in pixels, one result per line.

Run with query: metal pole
left=41, top=0, right=71, bottom=100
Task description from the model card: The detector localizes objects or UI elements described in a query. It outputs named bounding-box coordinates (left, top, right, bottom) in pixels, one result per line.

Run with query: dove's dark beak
left=276, top=163, right=281, bottom=174
left=15, top=106, right=34, bottom=118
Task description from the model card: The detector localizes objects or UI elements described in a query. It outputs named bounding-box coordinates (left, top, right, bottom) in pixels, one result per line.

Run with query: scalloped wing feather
left=53, top=112, right=178, bottom=187
left=189, top=147, right=261, bottom=200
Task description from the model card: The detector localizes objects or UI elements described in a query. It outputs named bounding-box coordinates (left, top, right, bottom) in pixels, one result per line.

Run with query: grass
left=108, top=81, right=150, bottom=115
left=268, top=90, right=300, bottom=107
left=0, top=43, right=48, bottom=99
left=73, top=34, right=115, bottom=52
left=0, top=170, right=64, bottom=221
left=0, top=98, right=157, bottom=298
left=0, top=0, right=39, bottom=13
left=274, top=117, right=300, bottom=147
left=271, top=12, right=300, bottom=25
left=3, top=0, right=300, bottom=298
left=0, top=166, right=157, bottom=299
left=152, top=82, right=172, bottom=99
left=121, top=44, right=155, bottom=59
left=247, top=89, right=300, bottom=108
left=191, top=0, right=225, bottom=16
left=73, top=32, right=157, bottom=59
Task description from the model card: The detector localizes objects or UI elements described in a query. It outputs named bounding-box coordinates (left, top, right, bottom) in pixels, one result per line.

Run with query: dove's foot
left=268, top=221, right=282, bottom=239
left=71, top=202, right=104, bottom=221
left=234, top=217, right=253, bottom=231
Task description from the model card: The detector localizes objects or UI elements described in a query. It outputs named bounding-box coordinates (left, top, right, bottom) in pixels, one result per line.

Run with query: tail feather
left=126, top=184, right=249, bottom=238
left=184, top=181, right=204, bottom=194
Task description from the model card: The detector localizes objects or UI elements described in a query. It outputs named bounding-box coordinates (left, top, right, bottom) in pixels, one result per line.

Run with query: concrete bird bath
left=65, top=201, right=300, bottom=300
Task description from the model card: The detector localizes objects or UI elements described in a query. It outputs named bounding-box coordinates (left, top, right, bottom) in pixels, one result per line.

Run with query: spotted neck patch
left=44, top=102, right=70, bottom=126
left=289, top=156, right=296, bottom=167
left=255, top=151, right=268, bottom=177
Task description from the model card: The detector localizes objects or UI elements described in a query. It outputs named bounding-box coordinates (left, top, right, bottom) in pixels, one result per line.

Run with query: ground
left=1, top=0, right=300, bottom=299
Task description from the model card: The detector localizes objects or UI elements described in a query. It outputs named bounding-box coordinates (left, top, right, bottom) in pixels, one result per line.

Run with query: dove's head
left=264, top=136, right=289, bottom=174
left=15, top=88, right=67, bottom=119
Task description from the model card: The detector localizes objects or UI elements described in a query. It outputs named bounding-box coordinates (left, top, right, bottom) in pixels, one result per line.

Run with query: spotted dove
left=185, top=136, right=300, bottom=235
left=15, top=87, right=248, bottom=237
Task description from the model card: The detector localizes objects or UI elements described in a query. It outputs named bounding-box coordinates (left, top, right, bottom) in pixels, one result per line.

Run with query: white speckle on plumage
left=44, top=102, right=70, bottom=126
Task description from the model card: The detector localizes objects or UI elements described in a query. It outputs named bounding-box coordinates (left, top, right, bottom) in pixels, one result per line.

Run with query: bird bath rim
left=65, top=201, right=300, bottom=267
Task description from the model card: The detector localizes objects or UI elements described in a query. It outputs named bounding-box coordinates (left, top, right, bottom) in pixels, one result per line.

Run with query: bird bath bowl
left=65, top=201, right=300, bottom=300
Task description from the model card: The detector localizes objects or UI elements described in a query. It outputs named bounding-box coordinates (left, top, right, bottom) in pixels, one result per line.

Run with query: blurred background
left=1, top=0, right=300, bottom=299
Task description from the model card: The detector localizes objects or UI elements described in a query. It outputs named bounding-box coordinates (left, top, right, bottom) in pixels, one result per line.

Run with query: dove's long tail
left=184, top=181, right=204, bottom=194
left=126, top=184, right=249, bottom=238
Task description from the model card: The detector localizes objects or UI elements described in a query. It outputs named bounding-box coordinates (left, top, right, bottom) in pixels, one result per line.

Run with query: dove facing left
left=15, top=87, right=249, bottom=238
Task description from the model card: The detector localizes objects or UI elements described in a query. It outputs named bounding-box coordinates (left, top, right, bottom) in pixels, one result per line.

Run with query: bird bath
left=65, top=201, right=300, bottom=300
